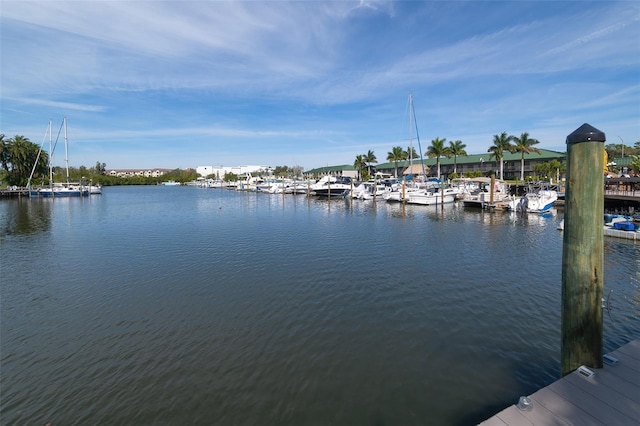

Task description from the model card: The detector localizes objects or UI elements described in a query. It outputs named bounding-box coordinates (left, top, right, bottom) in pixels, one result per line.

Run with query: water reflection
left=0, top=199, right=53, bottom=236
left=1, top=187, right=637, bottom=425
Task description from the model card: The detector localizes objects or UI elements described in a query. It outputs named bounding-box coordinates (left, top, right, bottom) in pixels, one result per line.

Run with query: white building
left=107, top=168, right=171, bottom=178
left=196, top=166, right=214, bottom=177
left=196, top=165, right=267, bottom=179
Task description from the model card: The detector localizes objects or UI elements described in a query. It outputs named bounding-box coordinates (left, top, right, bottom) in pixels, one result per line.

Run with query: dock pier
left=480, top=338, right=640, bottom=425
left=0, top=188, right=29, bottom=198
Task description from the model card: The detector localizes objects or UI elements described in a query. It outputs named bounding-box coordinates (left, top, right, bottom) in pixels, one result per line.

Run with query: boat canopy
left=467, top=177, right=506, bottom=184
left=403, top=164, right=430, bottom=175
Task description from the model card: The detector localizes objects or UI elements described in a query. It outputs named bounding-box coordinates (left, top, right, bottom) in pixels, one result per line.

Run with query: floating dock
left=0, top=189, right=29, bottom=198
left=604, top=227, right=640, bottom=241
left=479, top=338, right=640, bottom=425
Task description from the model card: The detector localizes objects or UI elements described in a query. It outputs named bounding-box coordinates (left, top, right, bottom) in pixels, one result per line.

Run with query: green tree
left=1, top=135, right=49, bottom=187
left=0, top=134, right=8, bottom=174
left=488, top=132, right=514, bottom=180
left=426, top=137, right=448, bottom=179
left=354, top=154, right=367, bottom=181
left=223, top=172, right=238, bottom=182
left=531, top=159, right=566, bottom=182
left=548, top=159, right=566, bottom=182
left=273, top=165, right=290, bottom=177
left=448, top=140, right=467, bottom=175
left=512, top=132, right=541, bottom=181
left=406, top=146, right=419, bottom=161
left=364, top=150, right=377, bottom=177
left=95, top=161, right=106, bottom=175
left=629, top=155, right=640, bottom=175
left=533, top=162, right=550, bottom=180
left=387, top=146, right=405, bottom=178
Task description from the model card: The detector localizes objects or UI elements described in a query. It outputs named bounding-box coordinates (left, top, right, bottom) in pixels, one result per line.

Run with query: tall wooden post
left=490, top=174, right=495, bottom=205
left=402, top=180, right=405, bottom=202
left=561, top=123, right=606, bottom=376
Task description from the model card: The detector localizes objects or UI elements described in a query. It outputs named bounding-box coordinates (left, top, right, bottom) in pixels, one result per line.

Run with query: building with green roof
left=374, top=149, right=566, bottom=180
left=303, top=165, right=359, bottom=180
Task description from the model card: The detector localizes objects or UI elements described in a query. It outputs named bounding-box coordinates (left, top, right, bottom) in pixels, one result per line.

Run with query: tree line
left=1, top=133, right=308, bottom=188
left=353, top=132, right=640, bottom=181
left=0, top=134, right=202, bottom=187
left=3, top=132, right=639, bottom=188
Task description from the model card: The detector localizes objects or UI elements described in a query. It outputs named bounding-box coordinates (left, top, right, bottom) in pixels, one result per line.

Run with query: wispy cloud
left=11, top=97, right=106, bottom=112
left=1, top=1, right=638, bottom=169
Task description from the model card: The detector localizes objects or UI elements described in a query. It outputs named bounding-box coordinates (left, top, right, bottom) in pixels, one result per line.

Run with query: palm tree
left=364, top=150, right=377, bottom=178
left=629, top=155, right=640, bottom=175
left=353, top=154, right=367, bottom=181
left=512, top=132, right=541, bottom=181
left=448, top=140, right=467, bottom=175
left=426, top=137, right=448, bottom=179
left=488, top=132, right=514, bottom=180
left=406, top=146, right=419, bottom=161
left=3, top=135, right=48, bottom=187
left=387, top=146, right=406, bottom=178
left=0, top=134, right=8, bottom=173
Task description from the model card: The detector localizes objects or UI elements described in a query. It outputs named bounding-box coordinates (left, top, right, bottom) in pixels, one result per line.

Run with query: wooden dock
left=0, top=189, right=29, bottom=198
left=479, top=338, right=640, bottom=425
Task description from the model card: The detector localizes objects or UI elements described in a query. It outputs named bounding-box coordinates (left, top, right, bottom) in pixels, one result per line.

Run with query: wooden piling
left=561, top=123, right=606, bottom=376
left=490, top=174, right=495, bottom=206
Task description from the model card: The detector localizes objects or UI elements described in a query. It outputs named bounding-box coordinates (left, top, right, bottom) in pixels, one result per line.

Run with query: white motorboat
left=509, top=187, right=558, bottom=213
left=460, top=177, right=512, bottom=209
left=406, top=187, right=457, bottom=205
left=383, top=180, right=423, bottom=202
left=352, top=180, right=386, bottom=200
left=310, top=176, right=352, bottom=197
left=86, top=184, right=102, bottom=194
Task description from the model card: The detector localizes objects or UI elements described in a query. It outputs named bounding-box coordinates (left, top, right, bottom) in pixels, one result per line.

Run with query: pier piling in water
left=561, top=123, right=606, bottom=376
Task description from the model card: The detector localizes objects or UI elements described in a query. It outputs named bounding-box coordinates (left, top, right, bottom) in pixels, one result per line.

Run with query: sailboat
left=28, top=118, right=89, bottom=197
left=384, top=93, right=429, bottom=203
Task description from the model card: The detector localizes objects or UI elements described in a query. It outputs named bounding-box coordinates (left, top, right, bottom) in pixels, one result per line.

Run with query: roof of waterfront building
left=304, top=164, right=358, bottom=174
left=376, top=149, right=566, bottom=170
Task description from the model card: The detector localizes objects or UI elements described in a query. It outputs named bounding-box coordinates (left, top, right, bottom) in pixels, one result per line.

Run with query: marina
left=1, top=186, right=638, bottom=425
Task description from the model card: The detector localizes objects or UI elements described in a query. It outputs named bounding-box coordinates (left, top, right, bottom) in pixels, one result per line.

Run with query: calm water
left=1, top=186, right=638, bottom=425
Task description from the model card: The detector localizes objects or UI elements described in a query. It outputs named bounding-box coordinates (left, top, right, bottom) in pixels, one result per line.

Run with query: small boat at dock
left=310, top=176, right=352, bottom=197
left=460, top=177, right=512, bottom=209
left=508, top=184, right=557, bottom=213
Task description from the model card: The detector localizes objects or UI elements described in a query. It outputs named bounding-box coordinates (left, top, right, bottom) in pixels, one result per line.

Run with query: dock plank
left=563, top=369, right=640, bottom=420
left=547, top=373, right=637, bottom=425
left=493, top=407, right=535, bottom=426
left=614, top=339, right=640, bottom=362
left=479, top=338, right=640, bottom=426
left=528, top=385, right=604, bottom=426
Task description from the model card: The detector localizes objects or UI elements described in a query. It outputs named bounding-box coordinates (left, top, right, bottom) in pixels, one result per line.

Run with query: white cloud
left=1, top=1, right=638, bottom=170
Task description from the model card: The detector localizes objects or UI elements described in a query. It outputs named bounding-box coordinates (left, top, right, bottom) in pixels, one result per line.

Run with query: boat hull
left=406, top=192, right=456, bottom=205
left=30, top=188, right=89, bottom=197
left=313, top=187, right=350, bottom=197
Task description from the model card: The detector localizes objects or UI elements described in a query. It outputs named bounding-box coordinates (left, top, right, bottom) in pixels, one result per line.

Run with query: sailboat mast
left=64, top=117, right=70, bottom=183
left=49, top=119, right=53, bottom=190
left=410, top=95, right=426, bottom=178
left=408, top=93, right=413, bottom=170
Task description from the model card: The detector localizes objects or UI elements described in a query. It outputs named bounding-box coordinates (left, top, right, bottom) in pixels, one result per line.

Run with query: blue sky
left=2, top=1, right=639, bottom=171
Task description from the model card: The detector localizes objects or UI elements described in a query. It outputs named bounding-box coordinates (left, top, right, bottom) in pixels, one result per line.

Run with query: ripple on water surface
left=1, top=188, right=637, bottom=425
